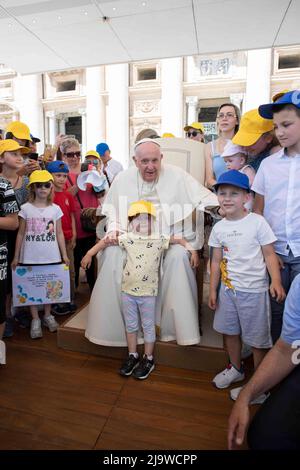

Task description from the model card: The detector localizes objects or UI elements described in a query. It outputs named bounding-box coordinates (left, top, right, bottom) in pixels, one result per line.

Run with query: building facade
left=0, top=46, right=300, bottom=169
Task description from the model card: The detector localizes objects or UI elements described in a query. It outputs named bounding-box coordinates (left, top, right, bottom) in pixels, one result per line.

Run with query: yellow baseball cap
left=85, top=150, right=100, bottom=160
left=232, top=109, right=274, bottom=147
left=162, top=132, right=175, bottom=138
left=272, top=89, right=290, bottom=103
left=6, top=121, right=32, bottom=141
left=128, top=200, right=156, bottom=218
left=184, top=122, right=205, bottom=133
left=0, top=139, right=31, bottom=156
left=27, top=170, right=53, bottom=187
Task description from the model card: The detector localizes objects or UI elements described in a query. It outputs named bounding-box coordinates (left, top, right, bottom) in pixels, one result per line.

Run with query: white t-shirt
left=105, top=159, right=123, bottom=184
left=19, top=202, right=63, bottom=264
left=119, top=232, right=170, bottom=296
left=209, top=213, right=277, bottom=292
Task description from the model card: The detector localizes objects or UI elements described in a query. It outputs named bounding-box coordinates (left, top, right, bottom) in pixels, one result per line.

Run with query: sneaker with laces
left=119, top=354, right=140, bottom=376
left=230, top=386, right=270, bottom=405
left=51, top=304, right=70, bottom=316
left=30, top=318, right=43, bottom=339
left=132, top=355, right=155, bottom=380
left=43, top=314, right=59, bottom=332
left=3, top=317, right=14, bottom=338
left=212, top=363, right=245, bottom=389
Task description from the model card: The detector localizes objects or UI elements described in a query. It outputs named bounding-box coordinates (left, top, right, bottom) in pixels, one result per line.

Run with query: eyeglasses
left=187, top=131, right=201, bottom=137
left=65, top=151, right=81, bottom=158
left=35, top=182, right=52, bottom=189
left=217, top=113, right=236, bottom=119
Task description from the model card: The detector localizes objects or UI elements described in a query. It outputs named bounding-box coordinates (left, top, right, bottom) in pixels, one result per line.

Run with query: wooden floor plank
left=0, top=286, right=253, bottom=450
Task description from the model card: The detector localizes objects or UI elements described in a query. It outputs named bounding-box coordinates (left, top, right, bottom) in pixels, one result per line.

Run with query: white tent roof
left=0, top=0, right=299, bottom=74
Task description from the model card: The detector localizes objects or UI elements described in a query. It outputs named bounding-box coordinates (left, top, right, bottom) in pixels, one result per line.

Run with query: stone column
left=161, top=58, right=183, bottom=137
left=46, top=111, right=57, bottom=145
left=106, top=64, right=129, bottom=168
left=79, top=108, right=87, bottom=155
left=14, top=73, right=44, bottom=150
left=185, top=96, right=199, bottom=127
left=86, top=66, right=106, bottom=149
left=58, top=115, right=67, bottom=135
left=244, top=49, right=272, bottom=112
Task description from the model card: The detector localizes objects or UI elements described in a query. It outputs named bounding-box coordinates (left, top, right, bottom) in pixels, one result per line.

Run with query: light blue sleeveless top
left=211, top=140, right=227, bottom=180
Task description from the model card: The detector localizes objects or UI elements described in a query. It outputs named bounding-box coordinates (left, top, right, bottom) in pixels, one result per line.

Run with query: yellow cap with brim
left=162, top=132, right=175, bottom=138
left=128, top=200, right=156, bottom=218
left=184, top=122, right=205, bottom=133
left=0, top=139, right=31, bottom=156
left=272, top=89, right=290, bottom=103
left=6, top=121, right=32, bottom=141
left=232, top=109, right=273, bottom=147
left=27, top=170, right=53, bottom=188
left=85, top=150, right=100, bottom=160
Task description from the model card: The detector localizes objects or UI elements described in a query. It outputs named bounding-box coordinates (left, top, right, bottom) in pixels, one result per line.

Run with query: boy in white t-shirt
left=208, top=170, right=285, bottom=402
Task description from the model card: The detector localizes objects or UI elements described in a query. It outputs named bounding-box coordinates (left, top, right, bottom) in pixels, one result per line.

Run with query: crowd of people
left=0, top=89, right=300, bottom=449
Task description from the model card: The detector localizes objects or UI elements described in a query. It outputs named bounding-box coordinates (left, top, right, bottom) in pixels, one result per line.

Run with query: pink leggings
left=121, top=292, right=156, bottom=343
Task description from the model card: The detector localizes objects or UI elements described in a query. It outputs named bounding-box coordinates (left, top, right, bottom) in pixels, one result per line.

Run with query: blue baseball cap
left=46, top=160, right=69, bottom=174
left=96, top=142, right=110, bottom=156
left=259, top=90, right=300, bottom=119
left=30, top=134, right=40, bottom=143
left=214, top=170, right=250, bottom=192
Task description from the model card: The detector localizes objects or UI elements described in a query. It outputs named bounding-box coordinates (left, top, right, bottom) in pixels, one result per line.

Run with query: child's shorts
left=213, top=284, right=272, bottom=348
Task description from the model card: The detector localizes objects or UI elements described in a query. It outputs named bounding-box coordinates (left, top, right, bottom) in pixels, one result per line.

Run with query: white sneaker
left=30, top=318, right=43, bottom=339
left=43, top=314, right=58, bottom=332
left=212, top=364, right=245, bottom=389
left=0, top=340, right=6, bottom=364
left=230, top=386, right=270, bottom=405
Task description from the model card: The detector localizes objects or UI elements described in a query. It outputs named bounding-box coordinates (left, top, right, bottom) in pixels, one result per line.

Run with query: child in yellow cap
left=232, top=109, right=279, bottom=171
left=0, top=149, right=19, bottom=364
left=0, top=139, right=31, bottom=338
left=81, top=200, right=199, bottom=379
left=11, top=170, right=69, bottom=340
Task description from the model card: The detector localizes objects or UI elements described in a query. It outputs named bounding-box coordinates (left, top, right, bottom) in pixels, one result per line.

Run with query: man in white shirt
left=95, top=142, right=123, bottom=185
left=228, top=274, right=300, bottom=450
left=253, top=90, right=300, bottom=342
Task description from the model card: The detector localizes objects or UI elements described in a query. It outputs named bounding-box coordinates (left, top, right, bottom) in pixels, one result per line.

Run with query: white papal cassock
left=85, top=163, right=218, bottom=346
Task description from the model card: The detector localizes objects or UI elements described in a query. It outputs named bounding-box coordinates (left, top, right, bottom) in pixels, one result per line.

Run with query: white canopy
left=0, top=0, right=298, bottom=75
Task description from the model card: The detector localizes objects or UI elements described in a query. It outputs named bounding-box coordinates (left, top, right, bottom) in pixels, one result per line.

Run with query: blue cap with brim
left=259, top=90, right=300, bottom=119
left=46, top=160, right=69, bottom=174
left=214, top=169, right=250, bottom=192
left=96, top=142, right=110, bottom=156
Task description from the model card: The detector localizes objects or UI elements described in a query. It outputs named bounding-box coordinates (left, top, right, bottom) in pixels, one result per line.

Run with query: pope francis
left=85, top=139, right=218, bottom=346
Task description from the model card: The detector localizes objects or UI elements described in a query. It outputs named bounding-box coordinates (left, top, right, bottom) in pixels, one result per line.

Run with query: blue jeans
left=270, top=251, right=300, bottom=342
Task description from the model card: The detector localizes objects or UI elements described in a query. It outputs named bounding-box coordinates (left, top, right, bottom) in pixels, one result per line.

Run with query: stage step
left=57, top=291, right=227, bottom=373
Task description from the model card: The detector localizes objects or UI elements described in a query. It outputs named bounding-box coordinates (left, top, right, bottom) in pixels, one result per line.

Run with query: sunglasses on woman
left=187, top=131, right=202, bottom=137
left=65, top=151, right=81, bottom=158
left=35, top=182, right=52, bottom=189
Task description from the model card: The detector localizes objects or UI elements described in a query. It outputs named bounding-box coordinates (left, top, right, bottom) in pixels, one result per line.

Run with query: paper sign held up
left=12, top=264, right=70, bottom=307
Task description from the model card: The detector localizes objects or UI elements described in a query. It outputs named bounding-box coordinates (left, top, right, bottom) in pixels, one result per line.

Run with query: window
left=137, top=67, right=157, bottom=81
left=278, top=54, right=300, bottom=70
left=56, top=80, right=76, bottom=92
